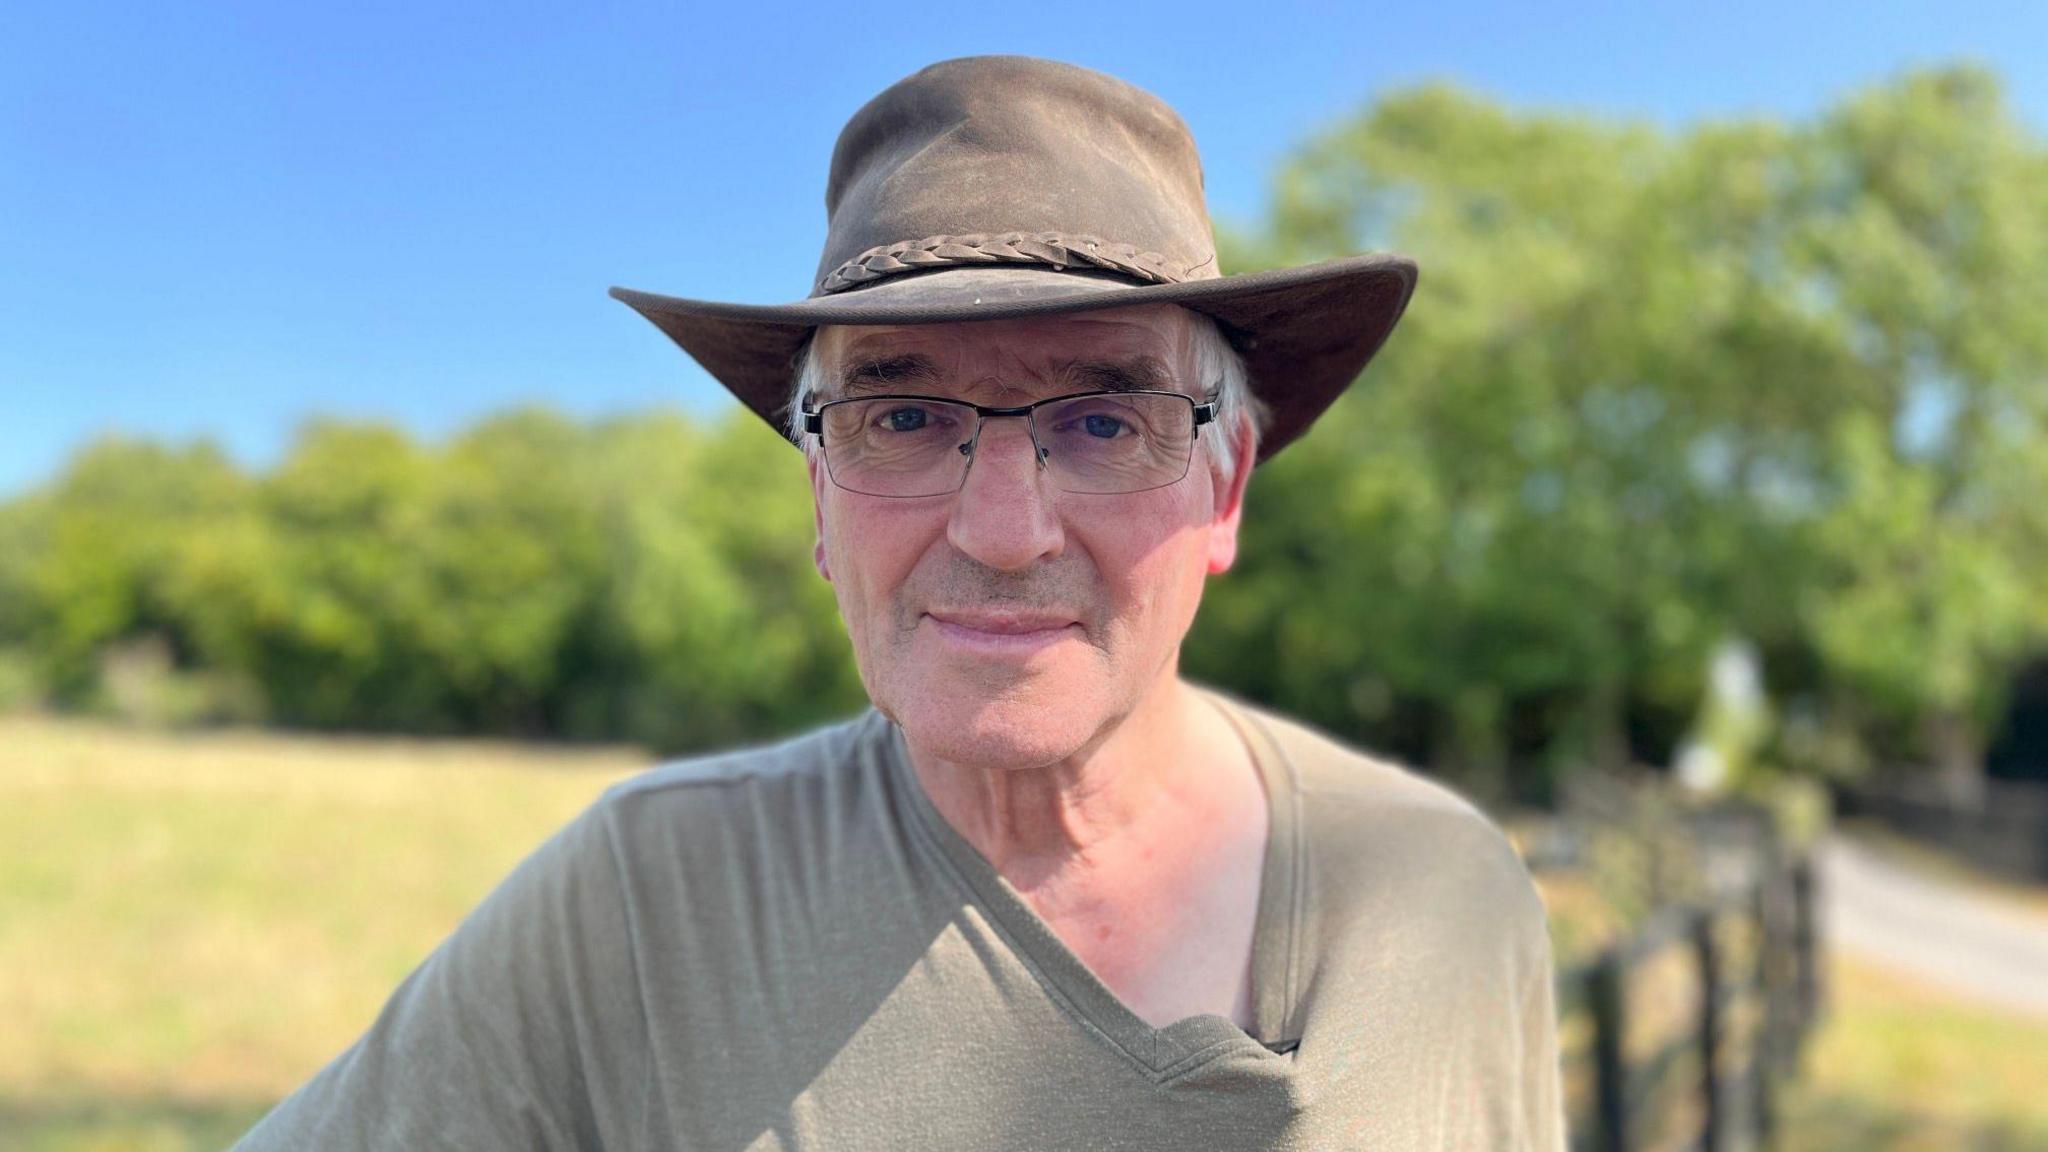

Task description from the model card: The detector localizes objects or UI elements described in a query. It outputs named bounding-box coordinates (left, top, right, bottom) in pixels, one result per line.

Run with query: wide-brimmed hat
left=610, top=55, right=1416, bottom=464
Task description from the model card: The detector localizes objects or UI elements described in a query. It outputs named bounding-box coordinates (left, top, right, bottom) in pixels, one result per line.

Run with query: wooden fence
left=1529, top=794, right=1824, bottom=1152
left=1833, top=777, right=2048, bottom=883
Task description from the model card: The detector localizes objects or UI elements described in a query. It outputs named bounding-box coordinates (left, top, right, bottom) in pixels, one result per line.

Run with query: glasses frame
left=800, top=388, right=1219, bottom=499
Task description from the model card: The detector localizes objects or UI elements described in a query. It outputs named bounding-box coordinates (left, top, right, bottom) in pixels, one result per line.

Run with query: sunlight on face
left=805, top=303, right=1253, bottom=768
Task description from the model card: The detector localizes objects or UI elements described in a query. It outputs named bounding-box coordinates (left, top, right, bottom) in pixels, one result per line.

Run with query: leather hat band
left=817, top=231, right=1203, bottom=295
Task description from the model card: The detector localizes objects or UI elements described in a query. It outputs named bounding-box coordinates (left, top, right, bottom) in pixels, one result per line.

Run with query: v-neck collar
left=875, top=688, right=1304, bottom=1080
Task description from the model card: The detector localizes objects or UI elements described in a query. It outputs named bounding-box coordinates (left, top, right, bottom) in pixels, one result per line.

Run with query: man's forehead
left=817, top=306, right=1197, bottom=397
left=832, top=305, right=1188, bottom=354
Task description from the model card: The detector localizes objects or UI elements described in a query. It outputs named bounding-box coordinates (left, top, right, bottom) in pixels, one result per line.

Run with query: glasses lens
left=819, top=397, right=976, bottom=497
left=1034, top=392, right=1197, bottom=494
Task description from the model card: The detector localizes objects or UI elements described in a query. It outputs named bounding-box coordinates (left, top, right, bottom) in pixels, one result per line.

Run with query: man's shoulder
left=1214, top=690, right=1549, bottom=939
left=584, top=709, right=892, bottom=854
left=603, top=709, right=881, bottom=803
left=1217, top=690, right=1490, bottom=824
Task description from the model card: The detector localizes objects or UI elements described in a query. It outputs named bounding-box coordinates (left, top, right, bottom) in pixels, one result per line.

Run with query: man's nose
left=946, top=416, right=1064, bottom=571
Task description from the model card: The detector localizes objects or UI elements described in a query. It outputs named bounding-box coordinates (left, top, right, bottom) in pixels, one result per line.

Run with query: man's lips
left=921, top=609, right=1083, bottom=653
left=923, top=609, right=1080, bottom=634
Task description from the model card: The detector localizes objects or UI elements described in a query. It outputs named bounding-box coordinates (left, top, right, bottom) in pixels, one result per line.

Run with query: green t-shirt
left=231, top=689, right=1567, bottom=1150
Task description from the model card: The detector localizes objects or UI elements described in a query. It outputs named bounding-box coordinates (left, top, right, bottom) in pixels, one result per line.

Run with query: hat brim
left=608, top=252, right=1416, bottom=464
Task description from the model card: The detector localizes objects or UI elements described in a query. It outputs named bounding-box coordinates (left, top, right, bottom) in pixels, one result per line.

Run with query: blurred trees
left=2, top=64, right=2045, bottom=785
left=1188, top=64, right=2048, bottom=798
left=0, top=411, right=865, bottom=753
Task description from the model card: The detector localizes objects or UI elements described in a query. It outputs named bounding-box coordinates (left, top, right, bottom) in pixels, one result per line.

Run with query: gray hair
left=786, top=309, right=1265, bottom=481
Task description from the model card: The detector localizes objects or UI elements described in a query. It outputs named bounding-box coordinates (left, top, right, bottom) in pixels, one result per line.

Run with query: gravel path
left=1820, top=832, right=2048, bottom=1020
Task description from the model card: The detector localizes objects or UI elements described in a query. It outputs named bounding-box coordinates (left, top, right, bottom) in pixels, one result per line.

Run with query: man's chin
left=886, top=683, right=1109, bottom=769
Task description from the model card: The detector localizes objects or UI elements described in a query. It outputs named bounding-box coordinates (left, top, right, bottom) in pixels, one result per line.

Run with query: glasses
left=801, top=389, right=1217, bottom=498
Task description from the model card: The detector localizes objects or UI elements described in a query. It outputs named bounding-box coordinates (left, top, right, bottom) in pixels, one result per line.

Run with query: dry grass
left=1781, top=953, right=2048, bottom=1151
left=0, top=715, right=644, bottom=1149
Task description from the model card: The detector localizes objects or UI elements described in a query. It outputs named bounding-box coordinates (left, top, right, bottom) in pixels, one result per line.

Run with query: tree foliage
left=4, top=65, right=2045, bottom=784
left=0, top=411, right=864, bottom=752
left=1189, top=64, right=2048, bottom=791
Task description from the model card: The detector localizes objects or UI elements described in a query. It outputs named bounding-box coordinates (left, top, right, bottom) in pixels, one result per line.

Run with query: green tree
left=12, top=438, right=250, bottom=707
left=564, top=412, right=863, bottom=751
left=1784, top=68, right=2048, bottom=795
left=1194, top=64, right=2048, bottom=794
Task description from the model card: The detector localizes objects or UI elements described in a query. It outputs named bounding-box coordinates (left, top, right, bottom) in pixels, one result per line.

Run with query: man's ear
left=1205, top=417, right=1256, bottom=575
left=807, top=452, right=833, bottom=583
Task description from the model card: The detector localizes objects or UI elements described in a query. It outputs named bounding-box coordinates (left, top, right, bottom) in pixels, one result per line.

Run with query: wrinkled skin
left=805, top=302, right=1255, bottom=777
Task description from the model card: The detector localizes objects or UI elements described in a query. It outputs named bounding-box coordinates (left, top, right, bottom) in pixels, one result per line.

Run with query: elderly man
left=234, top=55, right=1565, bottom=1151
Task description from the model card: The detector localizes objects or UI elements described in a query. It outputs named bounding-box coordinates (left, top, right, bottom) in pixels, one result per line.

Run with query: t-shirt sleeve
left=1518, top=925, right=1571, bottom=1152
left=228, top=795, right=649, bottom=1152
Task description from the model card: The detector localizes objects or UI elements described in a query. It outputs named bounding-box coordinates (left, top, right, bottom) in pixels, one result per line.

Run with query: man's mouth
left=921, top=609, right=1083, bottom=654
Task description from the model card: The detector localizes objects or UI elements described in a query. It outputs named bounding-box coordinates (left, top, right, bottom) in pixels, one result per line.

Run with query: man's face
left=806, top=302, right=1254, bottom=768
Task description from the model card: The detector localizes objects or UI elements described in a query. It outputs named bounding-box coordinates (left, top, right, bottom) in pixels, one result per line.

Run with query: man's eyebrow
left=825, top=351, right=1181, bottom=399
left=1052, top=355, right=1179, bottom=393
left=836, top=353, right=942, bottom=396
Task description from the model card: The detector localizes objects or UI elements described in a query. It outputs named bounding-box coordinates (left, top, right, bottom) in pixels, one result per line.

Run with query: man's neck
left=904, top=672, right=1271, bottom=1030
left=903, top=673, right=1258, bottom=894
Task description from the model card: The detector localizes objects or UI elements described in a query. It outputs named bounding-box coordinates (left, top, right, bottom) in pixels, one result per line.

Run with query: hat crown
left=813, top=56, right=1220, bottom=296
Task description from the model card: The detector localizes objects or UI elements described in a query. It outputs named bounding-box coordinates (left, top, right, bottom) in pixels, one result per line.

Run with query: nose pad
left=957, top=416, right=1050, bottom=477
left=955, top=441, right=1049, bottom=463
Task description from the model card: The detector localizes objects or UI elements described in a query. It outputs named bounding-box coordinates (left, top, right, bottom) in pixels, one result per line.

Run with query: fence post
left=1791, top=852, right=1822, bottom=1062
left=1752, top=873, right=1777, bottom=1145
left=1591, top=948, right=1629, bottom=1152
left=1693, top=907, right=1721, bottom=1152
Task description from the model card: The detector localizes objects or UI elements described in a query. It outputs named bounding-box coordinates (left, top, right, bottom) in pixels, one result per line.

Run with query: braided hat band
left=818, top=232, right=1201, bottom=295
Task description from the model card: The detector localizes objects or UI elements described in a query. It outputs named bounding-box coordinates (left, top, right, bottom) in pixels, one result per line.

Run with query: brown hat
left=610, top=55, right=1416, bottom=464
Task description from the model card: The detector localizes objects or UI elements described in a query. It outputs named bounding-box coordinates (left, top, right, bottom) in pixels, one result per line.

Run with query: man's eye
left=1081, top=414, right=1125, bottom=439
left=881, top=407, right=930, bottom=432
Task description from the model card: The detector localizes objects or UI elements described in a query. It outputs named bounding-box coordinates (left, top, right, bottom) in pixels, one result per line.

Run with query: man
left=234, top=55, right=1566, bottom=1151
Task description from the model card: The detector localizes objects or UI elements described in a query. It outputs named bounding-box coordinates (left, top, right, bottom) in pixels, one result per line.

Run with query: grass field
left=0, top=715, right=644, bottom=1151
left=4, top=714, right=2047, bottom=1151
left=1781, top=956, right=2048, bottom=1151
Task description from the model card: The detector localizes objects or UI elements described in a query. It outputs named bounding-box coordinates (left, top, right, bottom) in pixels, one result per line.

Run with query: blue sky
left=5, top=1, right=2044, bottom=496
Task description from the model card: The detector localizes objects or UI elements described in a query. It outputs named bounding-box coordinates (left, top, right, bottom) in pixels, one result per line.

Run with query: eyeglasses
left=801, top=389, right=1217, bottom=499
